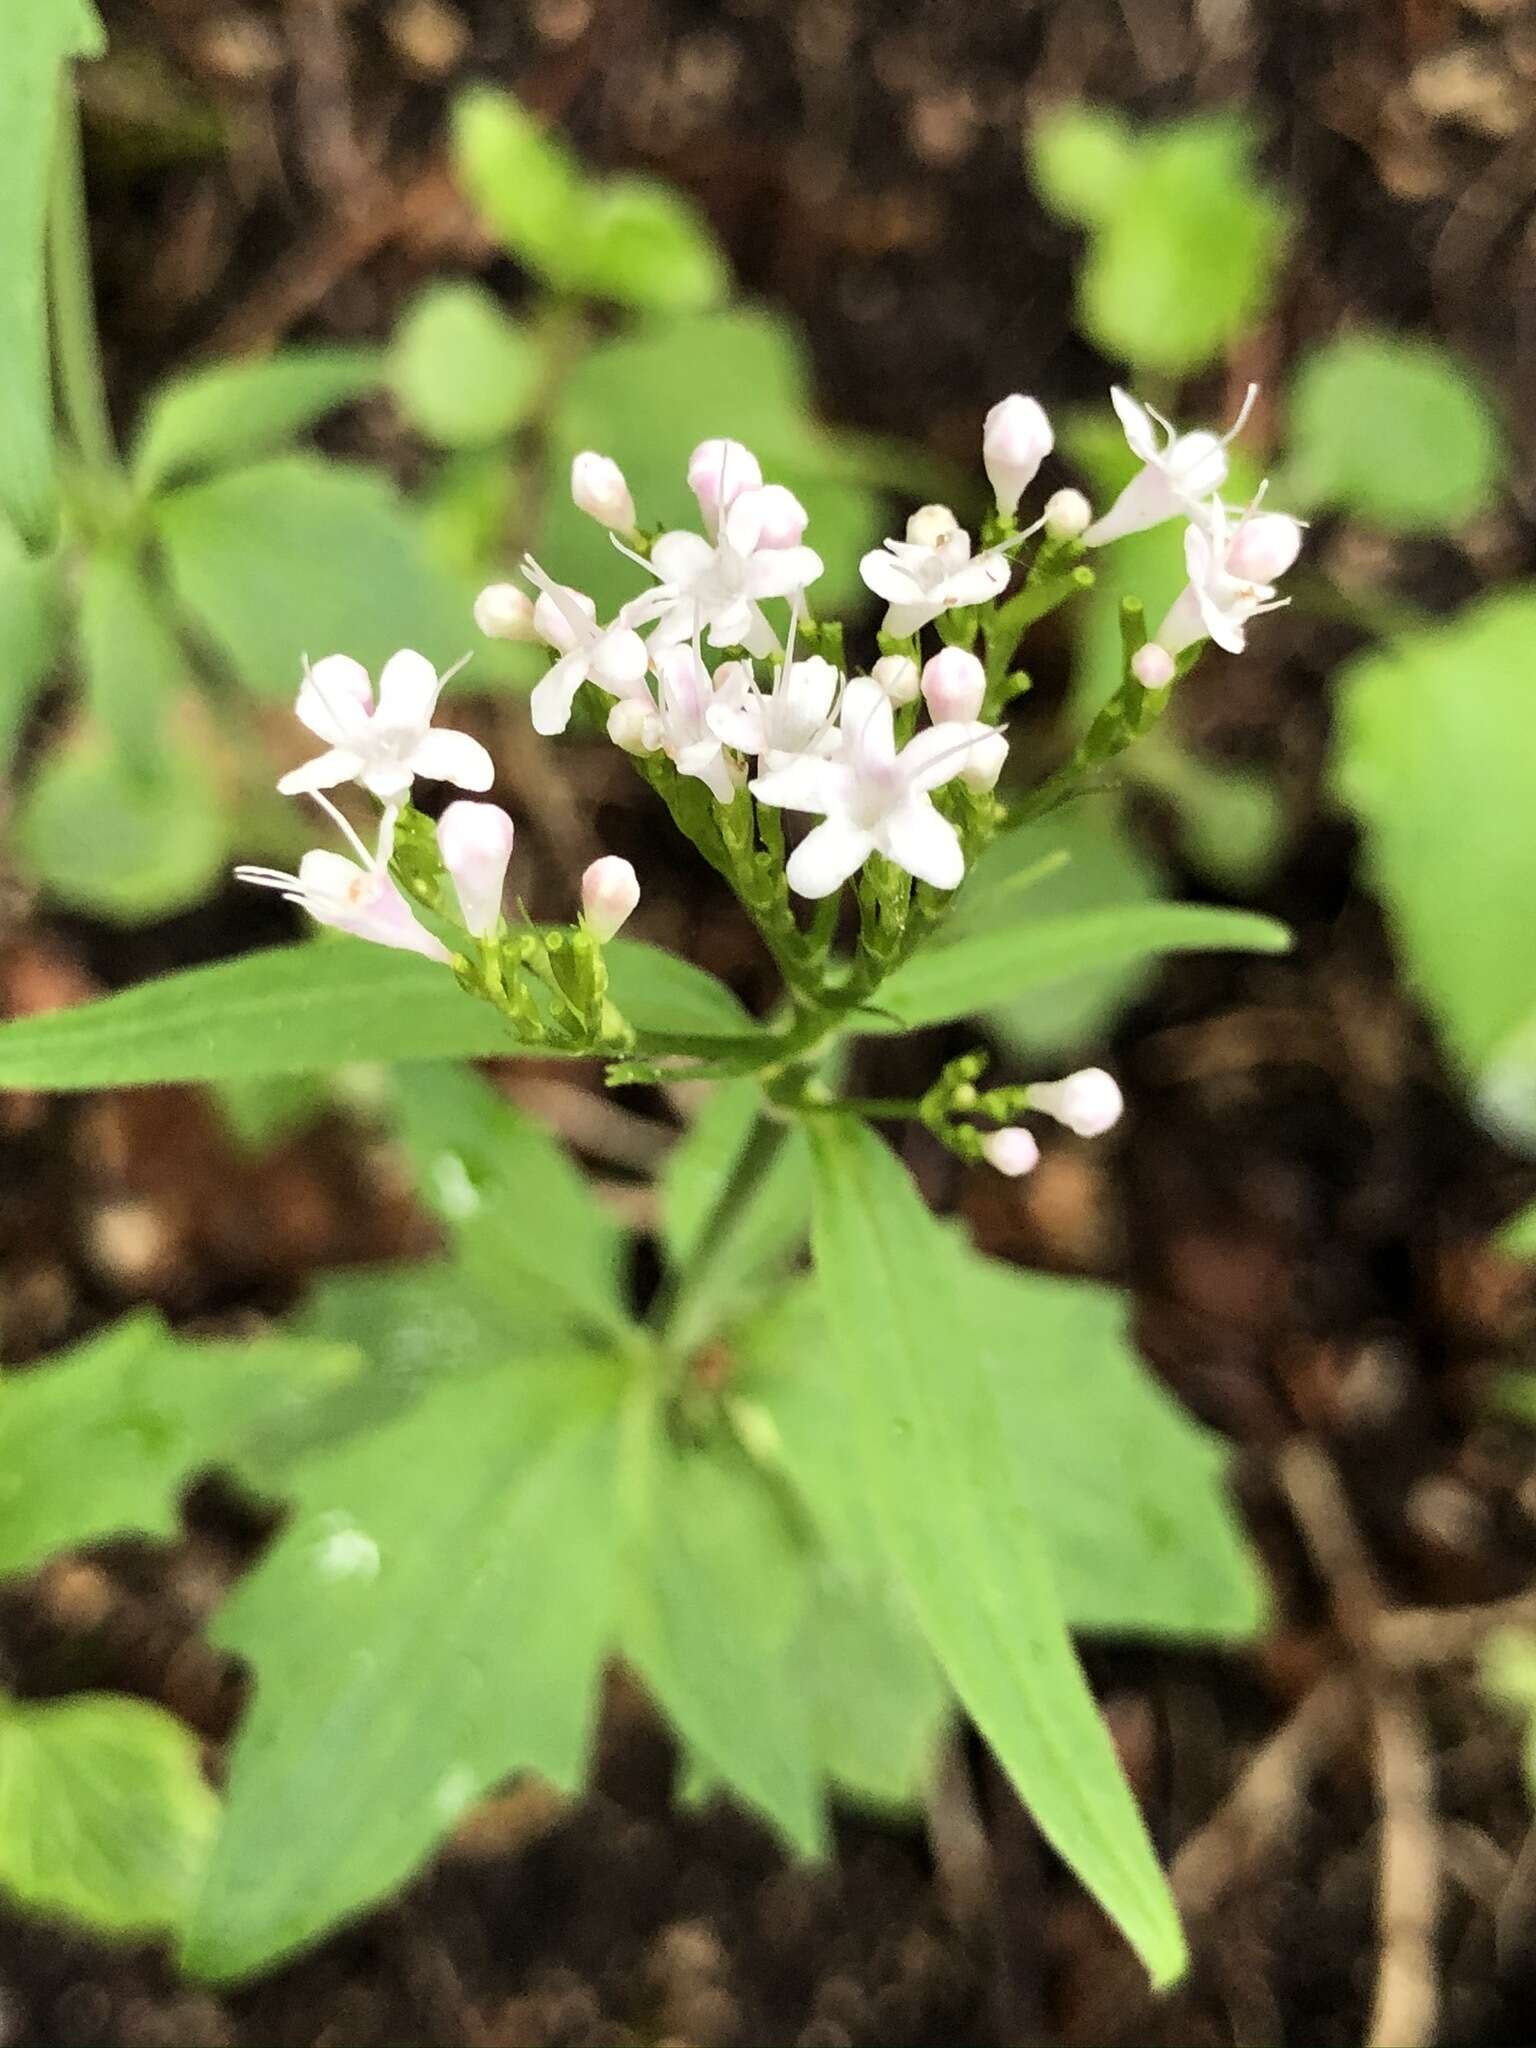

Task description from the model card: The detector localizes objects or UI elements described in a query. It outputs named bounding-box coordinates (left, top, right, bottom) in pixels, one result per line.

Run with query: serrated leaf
left=391, top=1062, right=629, bottom=1339
left=182, top=1354, right=623, bottom=1981
left=387, top=283, right=541, bottom=449
left=620, top=1416, right=825, bottom=1855
left=574, top=177, right=728, bottom=313
left=450, top=87, right=588, bottom=288
left=133, top=346, right=382, bottom=491
left=1027, top=106, right=1135, bottom=228
left=155, top=455, right=472, bottom=698
left=0, top=1692, right=217, bottom=1937
left=0, top=0, right=105, bottom=549
left=0, top=535, right=65, bottom=772
left=0, top=937, right=751, bottom=1092
left=0, top=1313, right=359, bottom=1578
left=868, top=902, right=1291, bottom=1032
left=808, top=1121, right=1186, bottom=1988
left=1286, top=332, right=1503, bottom=533
left=1332, top=589, right=1536, bottom=1142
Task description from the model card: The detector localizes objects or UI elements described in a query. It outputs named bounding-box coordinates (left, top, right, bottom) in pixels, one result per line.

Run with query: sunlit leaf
left=574, top=177, right=728, bottom=313
left=387, top=283, right=541, bottom=449
left=1027, top=106, right=1135, bottom=228
left=133, top=346, right=382, bottom=490
left=450, top=87, right=588, bottom=289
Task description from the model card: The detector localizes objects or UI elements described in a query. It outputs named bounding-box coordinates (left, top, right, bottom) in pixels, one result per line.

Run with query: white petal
left=409, top=727, right=496, bottom=791
left=840, top=678, right=895, bottom=775
left=944, top=554, right=1012, bottom=606
left=744, top=545, right=823, bottom=600
left=676, top=742, right=739, bottom=804
left=739, top=603, right=780, bottom=659
left=1082, top=467, right=1181, bottom=547
left=786, top=816, right=874, bottom=899
left=650, top=529, right=715, bottom=586
left=276, top=747, right=364, bottom=796
left=750, top=754, right=845, bottom=818
left=529, top=650, right=588, bottom=736
left=1110, top=386, right=1161, bottom=463
left=705, top=669, right=765, bottom=754
left=878, top=797, right=964, bottom=890
left=784, top=656, right=839, bottom=730
left=899, top=720, right=993, bottom=794
left=705, top=596, right=758, bottom=650
left=373, top=649, right=442, bottom=732
left=859, top=546, right=920, bottom=604
left=296, top=655, right=373, bottom=744
left=883, top=600, right=939, bottom=638
left=589, top=627, right=651, bottom=693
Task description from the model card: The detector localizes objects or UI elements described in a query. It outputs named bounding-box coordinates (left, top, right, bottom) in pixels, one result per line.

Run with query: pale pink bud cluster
left=473, top=583, right=538, bottom=642
left=437, top=799, right=515, bottom=937
left=571, top=452, right=636, bottom=533
left=581, top=856, right=641, bottom=941
left=920, top=647, right=986, bottom=725
left=983, top=394, right=1053, bottom=518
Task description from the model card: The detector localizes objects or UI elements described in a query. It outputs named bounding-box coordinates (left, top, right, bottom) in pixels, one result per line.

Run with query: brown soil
left=6, top=1, right=1536, bottom=2042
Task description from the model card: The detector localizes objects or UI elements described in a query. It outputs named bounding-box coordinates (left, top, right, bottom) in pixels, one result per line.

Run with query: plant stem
left=46, top=84, right=118, bottom=479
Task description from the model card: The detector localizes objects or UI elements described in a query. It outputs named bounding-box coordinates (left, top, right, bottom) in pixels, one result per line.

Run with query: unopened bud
left=921, top=647, right=986, bottom=724
left=1043, top=487, right=1092, bottom=541
left=473, top=583, right=538, bottom=643
left=607, top=697, right=661, bottom=755
left=1030, top=1067, right=1123, bottom=1138
left=1226, top=510, right=1304, bottom=584
left=870, top=653, right=920, bottom=705
left=437, top=800, right=515, bottom=938
left=687, top=438, right=762, bottom=535
left=738, top=482, right=808, bottom=551
left=906, top=503, right=961, bottom=549
left=571, top=451, right=636, bottom=533
left=582, top=855, right=640, bottom=942
left=1131, top=643, right=1176, bottom=690
left=982, top=1127, right=1040, bottom=1177
left=958, top=729, right=1009, bottom=794
left=983, top=394, right=1053, bottom=516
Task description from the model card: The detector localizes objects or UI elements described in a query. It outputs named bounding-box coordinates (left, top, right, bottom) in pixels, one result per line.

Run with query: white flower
left=277, top=651, right=493, bottom=805
left=473, top=583, right=538, bottom=642
left=706, top=653, right=841, bottom=774
left=687, top=437, right=762, bottom=537
left=750, top=676, right=1000, bottom=899
left=522, top=557, right=658, bottom=737
left=920, top=647, right=986, bottom=724
left=571, top=451, right=636, bottom=533
left=983, top=394, right=1053, bottom=516
left=982, top=1127, right=1040, bottom=1177
left=581, top=855, right=640, bottom=940
left=859, top=516, right=1012, bottom=639
left=437, top=799, right=515, bottom=937
left=1153, top=498, right=1290, bottom=657
left=1030, top=1067, right=1123, bottom=1137
left=869, top=653, right=920, bottom=704
left=648, top=646, right=743, bottom=803
left=235, top=797, right=449, bottom=962
left=1043, top=487, right=1092, bottom=540
left=641, top=492, right=824, bottom=658
left=1083, top=384, right=1258, bottom=548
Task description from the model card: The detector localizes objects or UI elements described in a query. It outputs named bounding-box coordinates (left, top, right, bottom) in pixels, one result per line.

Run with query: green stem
left=47, top=84, right=118, bottom=478
left=654, top=1110, right=790, bottom=1352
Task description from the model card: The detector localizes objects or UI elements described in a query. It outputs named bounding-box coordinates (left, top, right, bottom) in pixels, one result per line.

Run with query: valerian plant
left=1, top=356, right=1301, bottom=1986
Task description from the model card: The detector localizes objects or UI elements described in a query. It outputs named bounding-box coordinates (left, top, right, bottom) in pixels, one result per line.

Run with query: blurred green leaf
left=0, top=1312, right=359, bottom=1578
left=208, top=1071, right=330, bottom=1155
left=1332, top=588, right=1536, bottom=1144
left=797, top=1565, right=949, bottom=1811
left=0, top=0, right=104, bottom=550
left=17, top=722, right=228, bottom=921
left=1498, top=1202, right=1536, bottom=1262
left=450, top=86, right=588, bottom=289
left=0, top=532, right=65, bottom=772
left=1027, top=106, right=1135, bottom=228
left=155, top=455, right=472, bottom=697
left=0, top=1692, right=217, bottom=1937
left=76, top=545, right=180, bottom=771
left=620, top=1419, right=825, bottom=1855
left=808, top=1121, right=1186, bottom=1988
left=575, top=176, right=728, bottom=313
left=388, top=282, right=541, bottom=449
left=661, top=1082, right=761, bottom=1270
left=182, top=1353, right=624, bottom=1982
left=1285, top=332, right=1504, bottom=533
left=132, top=346, right=382, bottom=491
left=1129, top=729, right=1287, bottom=892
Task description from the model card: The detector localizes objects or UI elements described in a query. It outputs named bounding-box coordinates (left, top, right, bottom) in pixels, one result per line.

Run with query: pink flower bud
left=581, top=855, right=640, bottom=942
left=607, top=697, right=661, bottom=755
left=437, top=800, right=515, bottom=938
left=687, top=439, right=762, bottom=536
left=905, top=502, right=960, bottom=549
left=1226, top=510, right=1304, bottom=584
left=870, top=653, right=920, bottom=705
left=982, top=1127, right=1040, bottom=1177
left=921, top=647, right=986, bottom=724
left=571, top=451, right=636, bottom=532
left=1131, top=643, right=1176, bottom=690
left=733, top=482, right=809, bottom=551
left=983, top=394, right=1053, bottom=516
left=1030, top=1067, right=1123, bottom=1138
left=958, top=729, right=1009, bottom=794
left=473, top=583, right=538, bottom=642
left=1043, top=487, right=1092, bottom=540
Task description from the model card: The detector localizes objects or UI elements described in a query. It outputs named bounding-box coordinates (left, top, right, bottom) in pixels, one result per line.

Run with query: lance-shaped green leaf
left=797, top=1565, right=950, bottom=1812
left=391, top=1062, right=629, bottom=1339
left=182, top=1354, right=624, bottom=1982
left=619, top=1413, right=825, bottom=1856
left=76, top=545, right=180, bottom=768
left=132, top=345, right=382, bottom=491
left=0, top=1313, right=359, bottom=1579
left=808, top=1121, right=1186, bottom=1987
left=0, top=1691, right=218, bottom=1937
left=868, top=903, right=1290, bottom=1032
left=0, top=938, right=752, bottom=1092
left=0, top=0, right=104, bottom=549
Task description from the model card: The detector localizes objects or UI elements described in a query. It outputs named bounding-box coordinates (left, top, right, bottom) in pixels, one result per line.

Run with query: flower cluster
left=239, top=381, right=1301, bottom=1170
